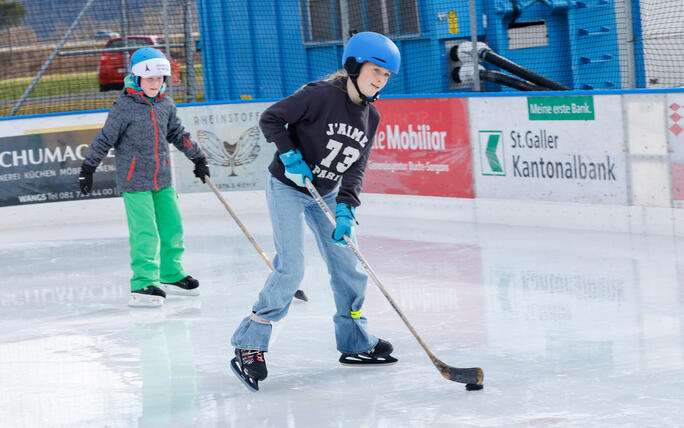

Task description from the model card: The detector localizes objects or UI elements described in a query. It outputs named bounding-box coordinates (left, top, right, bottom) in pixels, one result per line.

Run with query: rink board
left=3, top=90, right=684, bottom=235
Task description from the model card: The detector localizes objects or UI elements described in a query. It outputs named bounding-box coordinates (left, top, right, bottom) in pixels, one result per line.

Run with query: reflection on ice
left=1, top=215, right=683, bottom=426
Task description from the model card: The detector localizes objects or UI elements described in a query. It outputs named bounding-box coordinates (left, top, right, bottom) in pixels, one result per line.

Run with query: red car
left=98, top=35, right=182, bottom=91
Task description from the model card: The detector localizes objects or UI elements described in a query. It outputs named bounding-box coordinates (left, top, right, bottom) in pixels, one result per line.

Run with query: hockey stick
left=205, top=176, right=308, bottom=302
left=304, top=177, right=483, bottom=386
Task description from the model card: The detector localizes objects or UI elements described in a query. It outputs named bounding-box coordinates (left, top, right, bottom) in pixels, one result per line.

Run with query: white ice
left=1, top=197, right=684, bottom=427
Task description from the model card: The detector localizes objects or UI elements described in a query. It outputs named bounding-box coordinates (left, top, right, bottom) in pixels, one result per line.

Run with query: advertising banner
left=666, top=94, right=684, bottom=208
left=0, top=129, right=117, bottom=207
left=362, top=97, right=473, bottom=198
left=470, top=95, right=627, bottom=204
left=174, top=102, right=277, bottom=193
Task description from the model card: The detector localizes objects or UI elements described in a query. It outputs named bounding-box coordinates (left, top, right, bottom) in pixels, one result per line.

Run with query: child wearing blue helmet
left=78, top=47, right=211, bottom=307
left=230, top=32, right=401, bottom=391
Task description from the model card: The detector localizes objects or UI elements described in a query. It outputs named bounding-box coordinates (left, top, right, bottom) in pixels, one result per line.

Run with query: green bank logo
left=479, top=131, right=505, bottom=176
left=528, top=96, right=595, bottom=120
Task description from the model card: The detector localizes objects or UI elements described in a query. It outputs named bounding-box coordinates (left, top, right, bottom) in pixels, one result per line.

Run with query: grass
left=0, top=72, right=100, bottom=101
left=1, top=64, right=205, bottom=116
left=0, top=98, right=116, bottom=117
left=1, top=64, right=203, bottom=101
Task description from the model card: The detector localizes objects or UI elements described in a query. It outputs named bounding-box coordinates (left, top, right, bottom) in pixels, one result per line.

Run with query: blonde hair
left=325, top=69, right=348, bottom=81
left=296, top=69, right=349, bottom=93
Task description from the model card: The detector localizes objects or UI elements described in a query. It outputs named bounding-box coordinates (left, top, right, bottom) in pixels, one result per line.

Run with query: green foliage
left=0, top=1, right=26, bottom=31
left=0, top=72, right=100, bottom=101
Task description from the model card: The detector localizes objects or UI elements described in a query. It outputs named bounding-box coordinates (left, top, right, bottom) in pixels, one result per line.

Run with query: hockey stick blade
left=433, top=357, right=483, bottom=385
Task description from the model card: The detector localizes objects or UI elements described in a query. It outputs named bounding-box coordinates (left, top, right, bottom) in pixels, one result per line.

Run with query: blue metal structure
left=195, top=0, right=645, bottom=100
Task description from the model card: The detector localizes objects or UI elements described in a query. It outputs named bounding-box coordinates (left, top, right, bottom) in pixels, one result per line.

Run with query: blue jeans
left=231, top=174, right=378, bottom=354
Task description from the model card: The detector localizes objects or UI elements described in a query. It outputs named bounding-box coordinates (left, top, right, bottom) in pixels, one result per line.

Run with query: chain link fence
left=1, top=0, right=200, bottom=117
left=1, top=0, right=683, bottom=118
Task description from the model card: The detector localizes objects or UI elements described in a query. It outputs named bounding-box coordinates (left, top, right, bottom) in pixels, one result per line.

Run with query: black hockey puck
left=465, top=383, right=483, bottom=391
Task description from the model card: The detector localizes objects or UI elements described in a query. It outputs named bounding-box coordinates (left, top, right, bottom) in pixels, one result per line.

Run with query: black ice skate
left=339, top=339, right=398, bottom=365
left=230, top=348, right=268, bottom=392
left=160, top=275, right=200, bottom=296
left=128, top=285, right=166, bottom=307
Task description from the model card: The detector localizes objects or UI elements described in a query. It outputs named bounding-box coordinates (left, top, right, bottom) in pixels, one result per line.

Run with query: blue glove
left=332, top=203, right=356, bottom=246
left=279, top=149, right=312, bottom=187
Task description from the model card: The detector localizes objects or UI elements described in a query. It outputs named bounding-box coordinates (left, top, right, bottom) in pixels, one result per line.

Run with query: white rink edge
left=2, top=190, right=684, bottom=237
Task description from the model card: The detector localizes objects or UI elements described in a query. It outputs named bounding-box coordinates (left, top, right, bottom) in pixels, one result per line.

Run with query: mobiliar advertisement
left=0, top=129, right=117, bottom=207
left=470, top=95, right=628, bottom=204
left=174, top=102, right=277, bottom=193
left=362, top=97, right=474, bottom=198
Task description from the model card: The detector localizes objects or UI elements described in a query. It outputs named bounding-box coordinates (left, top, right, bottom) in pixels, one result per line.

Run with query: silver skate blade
left=159, top=283, right=200, bottom=296
left=339, top=354, right=398, bottom=366
left=230, top=358, right=259, bottom=392
left=128, top=293, right=164, bottom=308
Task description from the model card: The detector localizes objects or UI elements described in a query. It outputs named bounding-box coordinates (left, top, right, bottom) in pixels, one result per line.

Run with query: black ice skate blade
left=230, top=357, right=259, bottom=392
left=339, top=354, right=398, bottom=365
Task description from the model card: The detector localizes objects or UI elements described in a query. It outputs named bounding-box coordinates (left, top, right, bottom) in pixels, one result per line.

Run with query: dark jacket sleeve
left=83, top=99, right=128, bottom=169
left=166, top=103, right=204, bottom=161
left=259, top=84, right=316, bottom=154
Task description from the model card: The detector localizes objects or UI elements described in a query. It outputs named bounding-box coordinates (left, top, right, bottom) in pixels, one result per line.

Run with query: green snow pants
left=122, top=186, right=187, bottom=292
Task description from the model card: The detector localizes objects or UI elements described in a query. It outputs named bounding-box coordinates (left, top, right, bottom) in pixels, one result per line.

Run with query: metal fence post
left=340, top=0, right=350, bottom=44
left=184, top=0, right=196, bottom=102
left=469, top=0, right=481, bottom=92
left=162, top=0, right=174, bottom=98
left=121, top=0, right=129, bottom=72
left=616, top=0, right=636, bottom=89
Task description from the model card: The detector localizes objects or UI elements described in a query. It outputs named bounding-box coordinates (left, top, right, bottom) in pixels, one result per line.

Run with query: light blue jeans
left=231, top=174, right=378, bottom=354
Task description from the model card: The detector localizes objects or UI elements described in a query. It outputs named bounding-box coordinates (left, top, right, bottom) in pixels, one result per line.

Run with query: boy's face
left=139, top=76, right=165, bottom=98
left=356, top=62, right=392, bottom=97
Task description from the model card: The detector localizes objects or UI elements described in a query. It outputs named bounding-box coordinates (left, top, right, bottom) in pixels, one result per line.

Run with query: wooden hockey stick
left=304, top=177, right=483, bottom=386
left=205, top=176, right=308, bottom=302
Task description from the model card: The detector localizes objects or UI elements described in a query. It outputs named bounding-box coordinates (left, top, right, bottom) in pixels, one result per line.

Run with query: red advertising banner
left=671, top=163, right=684, bottom=207
left=362, top=97, right=473, bottom=198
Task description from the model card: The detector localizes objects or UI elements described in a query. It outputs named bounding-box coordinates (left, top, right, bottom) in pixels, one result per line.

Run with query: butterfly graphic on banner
left=196, top=127, right=262, bottom=176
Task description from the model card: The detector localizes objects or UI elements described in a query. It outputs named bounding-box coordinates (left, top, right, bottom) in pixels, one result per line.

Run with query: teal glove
left=332, top=203, right=355, bottom=246
left=279, top=149, right=312, bottom=187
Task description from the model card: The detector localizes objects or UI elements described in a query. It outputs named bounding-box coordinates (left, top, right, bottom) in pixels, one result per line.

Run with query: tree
left=0, top=1, right=26, bottom=33
left=0, top=0, right=27, bottom=68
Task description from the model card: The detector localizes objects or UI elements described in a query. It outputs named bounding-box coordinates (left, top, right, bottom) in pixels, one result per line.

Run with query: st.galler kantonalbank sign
left=472, top=95, right=627, bottom=204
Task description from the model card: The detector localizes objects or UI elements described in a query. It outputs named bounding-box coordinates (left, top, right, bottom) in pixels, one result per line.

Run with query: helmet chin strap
left=349, top=75, right=379, bottom=105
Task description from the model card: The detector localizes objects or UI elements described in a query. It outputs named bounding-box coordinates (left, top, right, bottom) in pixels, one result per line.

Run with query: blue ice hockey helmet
left=342, top=32, right=401, bottom=76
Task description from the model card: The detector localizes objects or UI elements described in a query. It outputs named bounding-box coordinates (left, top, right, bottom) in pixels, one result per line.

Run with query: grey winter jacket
left=83, top=86, right=203, bottom=192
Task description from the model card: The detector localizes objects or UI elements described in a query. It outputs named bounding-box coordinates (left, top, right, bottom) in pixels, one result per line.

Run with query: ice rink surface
left=2, top=206, right=684, bottom=427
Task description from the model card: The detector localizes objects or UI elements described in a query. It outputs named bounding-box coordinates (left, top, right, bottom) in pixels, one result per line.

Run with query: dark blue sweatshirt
left=259, top=78, right=380, bottom=207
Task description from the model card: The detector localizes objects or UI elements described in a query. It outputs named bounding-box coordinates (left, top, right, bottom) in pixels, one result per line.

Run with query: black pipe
left=480, top=49, right=570, bottom=91
left=480, top=69, right=550, bottom=91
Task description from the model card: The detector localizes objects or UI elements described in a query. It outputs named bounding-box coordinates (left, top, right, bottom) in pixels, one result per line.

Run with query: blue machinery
left=196, top=0, right=644, bottom=101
